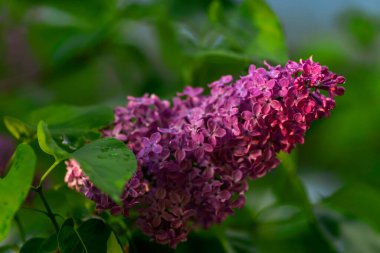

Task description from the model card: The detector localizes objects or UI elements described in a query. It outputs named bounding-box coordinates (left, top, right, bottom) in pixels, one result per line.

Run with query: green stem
left=289, top=176, right=338, bottom=252
left=39, top=160, right=61, bottom=187
left=125, top=227, right=137, bottom=253
left=15, top=214, right=25, bottom=242
left=34, top=186, right=59, bottom=232
left=279, top=153, right=338, bottom=253
left=21, top=206, right=49, bottom=216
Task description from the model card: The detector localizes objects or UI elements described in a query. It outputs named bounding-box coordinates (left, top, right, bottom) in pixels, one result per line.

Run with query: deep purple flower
left=138, top=132, right=163, bottom=157
left=205, top=119, right=226, bottom=146
left=65, top=57, right=345, bottom=247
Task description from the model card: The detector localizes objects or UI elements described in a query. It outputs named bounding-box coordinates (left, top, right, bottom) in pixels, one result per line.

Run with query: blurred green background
left=1, top=0, right=380, bottom=252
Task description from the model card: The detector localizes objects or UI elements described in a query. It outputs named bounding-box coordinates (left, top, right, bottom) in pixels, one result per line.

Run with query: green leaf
left=77, top=219, right=111, bottom=253
left=20, top=0, right=115, bottom=23
left=20, top=238, right=45, bottom=253
left=188, top=50, right=251, bottom=86
left=277, top=151, right=297, bottom=174
left=3, top=116, right=35, bottom=141
left=0, top=245, right=19, bottom=253
left=340, top=221, right=380, bottom=253
left=72, top=138, right=137, bottom=203
left=208, top=0, right=223, bottom=24
left=0, top=144, right=36, bottom=241
left=324, top=183, right=380, bottom=231
left=20, top=235, right=57, bottom=253
left=240, top=0, right=288, bottom=63
left=58, top=219, right=85, bottom=253
left=211, top=0, right=288, bottom=63
left=107, top=232, right=124, bottom=253
left=58, top=218, right=111, bottom=253
left=37, top=121, right=70, bottom=161
left=224, top=229, right=258, bottom=253
left=39, top=234, right=58, bottom=253
left=176, top=228, right=231, bottom=253
left=29, top=104, right=114, bottom=136
left=155, top=19, right=185, bottom=73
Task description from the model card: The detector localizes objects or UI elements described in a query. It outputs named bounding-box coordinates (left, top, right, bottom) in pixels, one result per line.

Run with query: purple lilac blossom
left=65, top=58, right=345, bottom=247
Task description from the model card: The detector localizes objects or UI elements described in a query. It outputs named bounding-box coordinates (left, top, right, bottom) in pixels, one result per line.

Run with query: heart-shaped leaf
left=0, top=144, right=36, bottom=241
left=72, top=138, right=137, bottom=203
left=37, top=121, right=136, bottom=203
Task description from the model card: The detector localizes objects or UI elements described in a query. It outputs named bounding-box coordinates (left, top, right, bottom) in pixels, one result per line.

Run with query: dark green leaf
left=175, top=227, right=233, bottom=253
left=188, top=50, right=251, bottom=86
left=37, top=121, right=70, bottom=161
left=129, top=231, right=176, bottom=253
left=39, top=234, right=58, bottom=253
left=58, top=218, right=111, bottom=253
left=20, top=238, right=45, bottom=253
left=3, top=116, right=35, bottom=141
left=0, top=144, right=36, bottom=241
left=58, top=219, right=85, bottom=253
left=72, top=138, right=137, bottom=203
left=77, top=219, right=111, bottom=253
left=20, top=235, right=57, bottom=253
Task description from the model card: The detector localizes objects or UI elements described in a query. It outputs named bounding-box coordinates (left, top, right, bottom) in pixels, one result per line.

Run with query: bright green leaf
left=208, top=0, right=223, bottom=24
left=72, top=138, right=137, bottom=203
left=277, top=151, right=297, bottom=174
left=37, top=121, right=70, bottom=161
left=107, top=232, right=124, bottom=253
left=3, top=116, right=35, bottom=141
left=0, top=144, right=36, bottom=241
left=241, top=0, right=288, bottom=63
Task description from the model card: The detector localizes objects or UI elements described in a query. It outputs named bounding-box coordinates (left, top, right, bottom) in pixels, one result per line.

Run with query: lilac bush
left=65, top=58, right=345, bottom=247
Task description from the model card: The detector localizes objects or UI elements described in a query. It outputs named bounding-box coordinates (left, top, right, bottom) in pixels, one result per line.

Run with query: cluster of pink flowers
left=65, top=58, right=345, bottom=247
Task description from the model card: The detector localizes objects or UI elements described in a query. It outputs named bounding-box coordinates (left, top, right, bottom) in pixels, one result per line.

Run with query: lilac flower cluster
left=65, top=58, right=345, bottom=247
